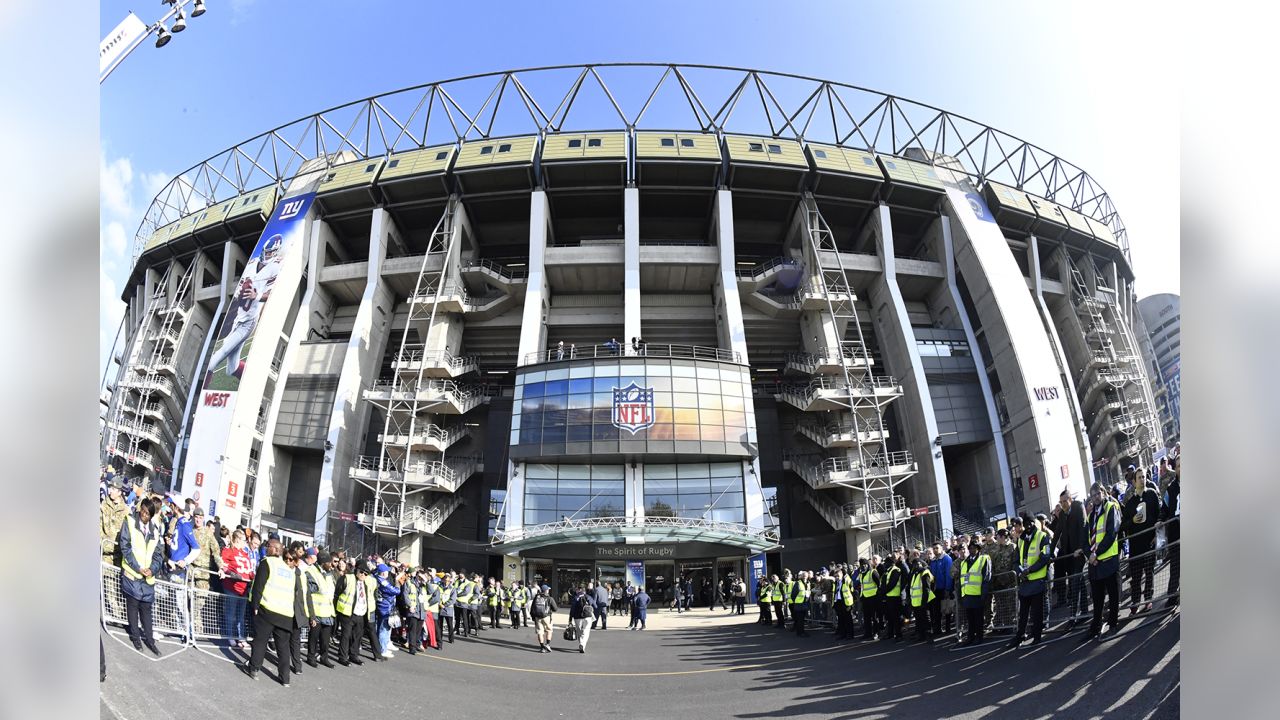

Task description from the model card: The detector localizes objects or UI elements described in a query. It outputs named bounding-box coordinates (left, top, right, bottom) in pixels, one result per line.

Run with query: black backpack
left=531, top=594, right=550, bottom=618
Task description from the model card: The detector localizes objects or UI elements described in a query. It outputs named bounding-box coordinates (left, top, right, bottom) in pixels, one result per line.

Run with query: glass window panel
left=558, top=495, right=591, bottom=512
left=524, top=475, right=558, bottom=492
left=672, top=377, right=698, bottom=393
left=671, top=364, right=696, bottom=377
left=569, top=378, right=593, bottom=394
left=526, top=463, right=559, bottom=478
left=699, top=408, right=724, bottom=425
left=509, top=429, right=520, bottom=445
left=697, top=378, right=721, bottom=394
left=521, top=399, right=542, bottom=413
left=676, top=462, right=709, bottom=478
left=591, top=465, right=625, bottom=480
left=523, top=411, right=544, bottom=428
left=593, top=377, right=617, bottom=392
left=709, top=475, right=741, bottom=493
left=709, top=462, right=741, bottom=477
left=675, top=493, right=711, bottom=512
left=569, top=365, right=595, bottom=378
left=645, top=496, right=676, bottom=517
left=567, top=425, right=592, bottom=442
left=593, top=362, right=619, bottom=377
left=523, top=493, right=559, bottom=510
left=698, top=393, right=722, bottom=410
left=510, top=415, right=521, bottom=430
left=723, top=395, right=745, bottom=412
left=541, top=396, right=566, bottom=413
left=524, top=371, right=546, bottom=383
left=524, top=509, right=560, bottom=525
left=592, top=408, right=613, bottom=424
left=649, top=376, right=671, bottom=392
left=519, top=427, right=542, bottom=443
left=568, top=394, right=592, bottom=410
left=545, top=410, right=567, bottom=427
left=513, top=385, right=523, bottom=402
left=673, top=392, right=699, bottom=408
left=542, top=425, right=565, bottom=443
left=643, top=464, right=678, bottom=480
left=699, top=424, right=726, bottom=441
left=677, top=479, right=710, bottom=496
left=593, top=390, right=613, bottom=407
left=593, top=424, right=620, bottom=441
left=652, top=390, right=673, bottom=407
left=647, top=423, right=673, bottom=440
left=723, top=411, right=747, bottom=427
left=620, top=361, right=645, bottom=374
left=696, top=366, right=719, bottom=379
left=592, top=482, right=625, bottom=497
left=727, top=427, right=749, bottom=444
left=544, top=379, right=569, bottom=396
left=590, top=496, right=624, bottom=515
left=523, top=381, right=545, bottom=398
left=619, top=376, right=645, bottom=389
left=673, top=408, right=699, bottom=424
left=645, top=362, right=671, bottom=376
left=644, top=477, right=678, bottom=493
left=653, top=407, right=674, bottom=425
left=707, top=508, right=744, bottom=523
left=545, top=368, right=570, bottom=381
left=558, top=465, right=591, bottom=480
left=711, top=493, right=744, bottom=509
left=674, top=424, right=701, bottom=440
left=720, top=381, right=742, bottom=397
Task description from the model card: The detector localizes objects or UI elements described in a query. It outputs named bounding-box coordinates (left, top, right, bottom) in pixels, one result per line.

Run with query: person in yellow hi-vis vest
left=958, top=540, right=992, bottom=646
left=1087, top=482, right=1123, bottom=640
left=241, top=539, right=310, bottom=687
left=117, top=497, right=165, bottom=656
left=1009, top=515, right=1053, bottom=649
left=832, top=567, right=857, bottom=640
left=908, top=558, right=936, bottom=643
left=303, top=550, right=337, bottom=668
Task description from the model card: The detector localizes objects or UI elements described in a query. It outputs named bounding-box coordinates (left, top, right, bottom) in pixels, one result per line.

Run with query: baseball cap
left=305, top=547, right=318, bottom=558
left=192, top=506, right=205, bottom=516
left=1127, top=464, right=1137, bottom=472
left=376, top=563, right=390, bottom=573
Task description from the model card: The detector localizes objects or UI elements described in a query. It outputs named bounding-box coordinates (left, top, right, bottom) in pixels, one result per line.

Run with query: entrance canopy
left=491, top=516, right=780, bottom=555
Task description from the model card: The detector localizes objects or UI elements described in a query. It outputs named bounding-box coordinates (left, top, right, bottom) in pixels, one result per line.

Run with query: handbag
left=563, top=624, right=577, bottom=642
left=388, top=614, right=402, bottom=629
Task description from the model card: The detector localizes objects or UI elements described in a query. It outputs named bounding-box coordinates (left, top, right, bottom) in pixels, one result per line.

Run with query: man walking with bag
left=568, top=586, right=595, bottom=653
left=530, top=584, right=558, bottom=653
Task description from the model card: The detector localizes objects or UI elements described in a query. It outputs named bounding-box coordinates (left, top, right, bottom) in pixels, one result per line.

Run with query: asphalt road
left=101, top=609, right=1179, bottom=720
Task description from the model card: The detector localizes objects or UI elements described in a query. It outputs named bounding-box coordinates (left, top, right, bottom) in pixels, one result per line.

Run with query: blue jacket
left=930, top=554, right=954, bottom=592
left=375, top=575, right=401, bottom=616
left=169, top=516, right=199, bottom=569
left=632, top=591, right=651, bottom=610
left=117, top=516, right=165, bottom=603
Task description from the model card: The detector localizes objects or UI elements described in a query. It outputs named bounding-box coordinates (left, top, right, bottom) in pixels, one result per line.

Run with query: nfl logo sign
left=612, top=382, right=656, bottom=434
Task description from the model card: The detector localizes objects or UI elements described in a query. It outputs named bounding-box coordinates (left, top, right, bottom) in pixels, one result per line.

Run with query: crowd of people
left=99, top=449, right=1179, bottom=686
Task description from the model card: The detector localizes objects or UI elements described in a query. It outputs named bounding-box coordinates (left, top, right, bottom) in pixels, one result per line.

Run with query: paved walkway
left=101, top=609, right=1179, bottom=720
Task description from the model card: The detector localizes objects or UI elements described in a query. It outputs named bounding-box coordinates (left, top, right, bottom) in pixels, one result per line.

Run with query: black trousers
left=595, top=607, right=607, bottom=629
left=307, top=622, right=333, bottom=664
left=928, top=596, right=943, bottom=636
left=1060, top=556, right=1090, bottom=616
left=249, top=615, right=292, bottom=683
left=759, top=602, right=772, bottom=624
left=861, top=597, right=880, bottom=638
left=467, top=607, right=481, bottom=634
left=1166, top=543, right=1181, bottom=600
left=124, top=595, right=153, bottom=646
left=405, top=616, right=423, bottom=653
left=734, top=597, right=745, bottom=615
left=1128, top=552, right=1156, bottom=605
left=339, top=613, right=377, bottom=662
left=791, top=604, right=808, bottom=635
left=489, top=605, right=502, bottom=629
left=1090, top=572, right=1120, bottom=635
left=966, top=605, right=984, bottom=642
left=289, top=624, right=303, bottom=672
left=834, top=603, right=854, bottom=638
left=884, top=597, right=902, bottom=639
left=510, top=606, right=524, bottom=628
left=913, top=605, right=931, bottom=639
left=438, top=613, right=455, bottom=644
left=1016, top=591, right=1045, bottom=642
left=773, top=601, right=787, bottom=627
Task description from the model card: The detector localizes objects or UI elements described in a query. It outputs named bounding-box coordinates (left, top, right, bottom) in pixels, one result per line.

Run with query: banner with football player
left=181, top=192, right=315, bottom=524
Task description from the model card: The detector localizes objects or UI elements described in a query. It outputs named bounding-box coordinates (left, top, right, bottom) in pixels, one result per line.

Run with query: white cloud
left=100, top=154, right=134, bottom=219
left=102, top=221, right=127, bottom=258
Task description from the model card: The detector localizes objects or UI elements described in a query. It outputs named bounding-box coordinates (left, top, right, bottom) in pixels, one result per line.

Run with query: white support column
left=1028, top=235, right=1092, bottom=496
left=506, top=460, right=524, bottom=535
left=516, top=190, right=551, bottom=365
left=625, top=462, right=644, bottom=524
left=314, top=209, right=397, bottom=542
left=173, top=247, right=231, bottom=489
left=713, top=189, right=750, bottom=363
left=624, top=187, right=642, bottom=344
left=868, top=205, right=953, bottom=535
left=941, top=215, right=1016, bottom=518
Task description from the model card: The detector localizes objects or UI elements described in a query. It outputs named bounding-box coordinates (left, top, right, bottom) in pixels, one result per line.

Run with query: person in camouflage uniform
left=986, top=528, right=1018, bottom=630
left=190, top=507, right=221, bottom=634
left=100, top=478, right=130, bottom=618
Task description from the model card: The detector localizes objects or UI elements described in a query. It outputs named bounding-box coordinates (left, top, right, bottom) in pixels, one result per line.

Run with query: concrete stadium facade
left=100, top=65, right=1162, bottom=590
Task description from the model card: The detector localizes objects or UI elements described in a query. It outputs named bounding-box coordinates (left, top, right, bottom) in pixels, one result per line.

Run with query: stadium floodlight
left=192, top=0, right=207, bottom=17
left=154, top=23, right=171, bottom=47
left=172, top=12, right=187, bottom=32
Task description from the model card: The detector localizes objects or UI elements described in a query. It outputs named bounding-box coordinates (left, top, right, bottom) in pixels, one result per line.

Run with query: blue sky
left=99, top=0, right=1179, bottom=367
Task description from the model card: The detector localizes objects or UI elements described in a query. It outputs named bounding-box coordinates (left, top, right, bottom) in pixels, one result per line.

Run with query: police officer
left=772, top=573, right=789, bottom=629
left=880, top=554, right=904, bottom=642
left=1009, top=515, right=1052, bottom=649
left=789, top=570, right=811, bottom=637
left=1086, top=482, right=1123, bottom=640
left=958, top=539, right=992, bottom=646
left=437, top=574, right=457, bottom=646
left=756, top=574, right=773, bottom=625
left=286, top=542, right=313, bottom=678
left=241, top=539, right=303, bottom=686
left=859, top=557, right=881, bottom=640
left=908, top=557, right=936, bottom=642
left=303, top=551, right=336, bottom=667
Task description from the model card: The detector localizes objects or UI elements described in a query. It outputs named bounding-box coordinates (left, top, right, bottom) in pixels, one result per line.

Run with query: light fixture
left=192, top=0, right=207, bottom=16
left=155, top=23, right=171, bottom=47
left=172, top=12, right=187, bottom=32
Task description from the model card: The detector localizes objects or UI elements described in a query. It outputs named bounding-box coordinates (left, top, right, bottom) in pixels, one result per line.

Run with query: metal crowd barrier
left=100, top=562, right=192, bottom=641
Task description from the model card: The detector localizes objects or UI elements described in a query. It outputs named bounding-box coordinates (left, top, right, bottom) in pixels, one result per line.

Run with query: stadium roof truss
left=132, top=63, right=1129, bottom=263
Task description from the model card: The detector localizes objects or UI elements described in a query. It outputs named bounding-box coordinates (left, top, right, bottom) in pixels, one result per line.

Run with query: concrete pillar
left=1028, top=235, right=1092, bottom=496
left=506, top=461, right=524, bottom=534
left=516, top=191, right=551, bottom=365
left=712, top=190, right=751, bottom=363
left=867, top=204, right=953, bottom=535
left=940, top=215, right=1016, bottom=518
left=314, top=209, right=397, bottom=542
left=845, top=528, right=871, bottom=562
left=624, top=187, right=641, bottom=344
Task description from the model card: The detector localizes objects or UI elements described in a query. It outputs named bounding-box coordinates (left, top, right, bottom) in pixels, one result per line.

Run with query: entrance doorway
left=679, top=560, right=713, bottom=608
left=526, top=560, right=552, bottom=591
left=555, top=562, right=593, bottom=604
left=597, top=563, right=626, bottom=595
left=645, top=561, right=674, bottom=606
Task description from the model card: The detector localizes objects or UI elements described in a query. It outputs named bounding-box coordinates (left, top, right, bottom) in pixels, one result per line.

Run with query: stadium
left=99, top=63, right=1163, bottom=595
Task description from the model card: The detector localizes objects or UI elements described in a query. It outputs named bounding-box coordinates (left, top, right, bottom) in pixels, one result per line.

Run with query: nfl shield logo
left=612, top=382, right=656, bottom=434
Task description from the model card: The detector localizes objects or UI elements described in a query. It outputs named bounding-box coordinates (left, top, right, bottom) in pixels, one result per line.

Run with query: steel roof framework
left=131, top=63, right=1130, bottom=263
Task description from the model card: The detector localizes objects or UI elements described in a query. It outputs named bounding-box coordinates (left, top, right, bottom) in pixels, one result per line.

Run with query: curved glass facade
left=510, top=358, right=757, bottom=459
left=642, top=462, right=746, bottom=524
left=523, top=463, right=625, bottom=526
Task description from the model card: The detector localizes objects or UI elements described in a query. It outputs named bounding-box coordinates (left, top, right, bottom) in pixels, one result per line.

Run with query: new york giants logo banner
left=612, top=383, right=656, bottom=434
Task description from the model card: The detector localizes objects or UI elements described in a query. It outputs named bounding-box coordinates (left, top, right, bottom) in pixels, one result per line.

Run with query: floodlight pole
left=100, top=1, right=202, bottom=84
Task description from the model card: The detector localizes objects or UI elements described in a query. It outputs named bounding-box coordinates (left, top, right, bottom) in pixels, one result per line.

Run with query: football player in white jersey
left=203, top=234, right=284, bottom=387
